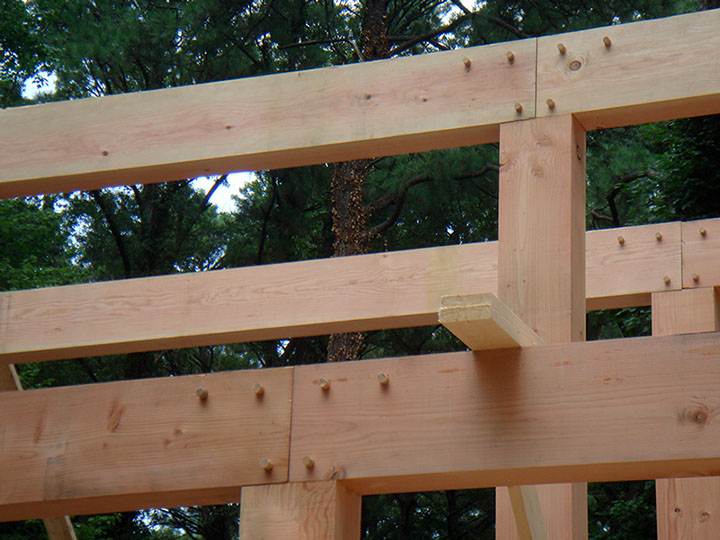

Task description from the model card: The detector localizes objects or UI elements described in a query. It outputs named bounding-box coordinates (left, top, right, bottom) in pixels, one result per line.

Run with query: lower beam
left=239, top=481, right=361, bottom=539
left=289, top=332, right=720, bottom=494
left=0, top=369, right=292, bottom=521
left=4, top=332, right=720, bottom=520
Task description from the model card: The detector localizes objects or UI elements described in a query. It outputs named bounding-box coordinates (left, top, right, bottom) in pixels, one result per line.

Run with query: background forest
left=2, top=0, right=720, bottom=538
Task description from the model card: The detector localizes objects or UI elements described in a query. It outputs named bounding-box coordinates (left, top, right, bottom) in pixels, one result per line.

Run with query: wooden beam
left=0, top=242, right=496, bottom=364
left=506, top=486, right=548, bottom=540
left=0, top=366, right=78, bottom=539
left=239, top=481, right=361, bottom=539
left=537, top=10, right=720, bottom=130
left=0, top=41, right=535, bottom=198
left=495, top=115, right=587, bottom=539
left=653, top=288, right=720, bottom=539
left=0, top=368, right=292, bottom=521
left=288, top=332, right=720, bottom=495
left=682, top=219, right=720, bottom=290
left=0, top=218, right=692, bottom=365
left=439, top=293, right=543, bottom=350
left=586, top=221, right=681, bottom=310
left=3, top=333, right=720, bottom=520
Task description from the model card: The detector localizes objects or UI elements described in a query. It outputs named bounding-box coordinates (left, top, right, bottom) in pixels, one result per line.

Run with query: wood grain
left=0, top=368, right=292, bottom=521
left=1, top=217, right=701, bottom=364
left=682, top=219, right=720, bottom=289
left=0, top=242, right=496, bottom=364
left=497, top=115, right=586, bottom=343
left=288, top=333, right=720, bottom=494
left=496, top=115, right=586, bottom=539
left=0, top=218, right=698, bottom=364
left=439, top=293, right=543, bottom=350
left=537, top=9, right=720, bottom=130
left=653, top=288, right=720, bottom=540
left=0, top=41, right=535, bottom=198
left=587, top=222, right=681, bottom=310
left=1, top=367, right=79, bottom=537
left=239, top=481, right=361, bottom=539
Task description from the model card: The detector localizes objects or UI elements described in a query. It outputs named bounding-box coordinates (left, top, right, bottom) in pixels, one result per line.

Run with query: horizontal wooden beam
left=537, top=9, right=720, bottom=130
left=289, top=332, right=720, bottom=494
left=439, top=293, right=543, bottom=350
left=2, top=332, right=720, bottom=520
left=0, top=242, right=496, bottom=363
left=0, top=220, right=689, bottom=364
left=0, top=368, right=292, bottom=521
left=0, top=41, right=535, bottom=198
left=3, top=12, right=718, bottom=199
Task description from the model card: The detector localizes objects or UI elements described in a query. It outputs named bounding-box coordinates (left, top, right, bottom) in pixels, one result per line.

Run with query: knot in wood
left=699, top=511, right=711, bottom=523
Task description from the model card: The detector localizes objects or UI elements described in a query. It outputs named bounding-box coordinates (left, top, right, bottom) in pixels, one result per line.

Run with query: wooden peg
left=260, top=458, right=273, bottom=472
left=253, top=383, right=264, bottom=396
left=617, top=235, right=625, bottom=245
left=506, top=51, right=515, bottom=63
left=514, top=103, right=523, bottom=113
left=378, top=373, right=389, bottom=386
left=196, top=387, right=208, bottom=400
left=557, top=43, right=567, bottom=54
left=700, top=227, right=707, bottom=236
left=655, top=232, right=662, bottom=241
left=319, top=377, right=330, bottom=391
left=546, top=98, right=555, bottom=109
left=303, top=456, right=315, bottom=469
left=692, top=273, right=700, bottom=282
left=663, top=276, right=671, bottom=285
left=463, top=57, right=471, bottom=70
left=603, top=36, right=612, bottom=47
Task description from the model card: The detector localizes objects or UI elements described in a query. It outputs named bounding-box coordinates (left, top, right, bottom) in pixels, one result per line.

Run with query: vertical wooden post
left=653, top=287, right=720, bottom=539
left=0, top=366, right=78, bottom=540
left=496, top=115, right=588, bottom=539
left=239, top=481, right=361, bottom=539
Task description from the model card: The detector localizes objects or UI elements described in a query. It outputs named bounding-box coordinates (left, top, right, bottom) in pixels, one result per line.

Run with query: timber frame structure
left=2, top=9, right=720, bottom=539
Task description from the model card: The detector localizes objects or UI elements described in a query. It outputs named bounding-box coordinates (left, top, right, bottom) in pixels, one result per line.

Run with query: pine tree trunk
left=327, top=0, right=389, bottom=362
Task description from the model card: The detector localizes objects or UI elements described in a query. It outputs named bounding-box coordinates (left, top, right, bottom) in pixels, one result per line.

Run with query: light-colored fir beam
left=537, top=9, right=720, bottom=130
left=0, top=366, right=78, bottom=539
left=0, top=242, right=497, bottom=364
left=653, top=288, right=720, bottom=539
left=495, top=115, right=586, bottom=539
left=682, top=219, right=720, bottom=290
left=4, top=332, right=720, bottom=520
left=239, top=481, right=361, bottom=539
left=0, top=219, right=689, bottom=365
left=0, top=368, right=292, bottom=521
left=507, top=486, right=548, bottom=540
left=289, top=332, right=720, bottom=496
left=439, top=293, right=543, bottom=350
left=0, top=41, right=535, bottom=199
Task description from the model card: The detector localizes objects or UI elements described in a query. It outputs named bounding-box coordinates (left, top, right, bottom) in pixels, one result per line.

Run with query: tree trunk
left=327, top=0, right=389, bottom=363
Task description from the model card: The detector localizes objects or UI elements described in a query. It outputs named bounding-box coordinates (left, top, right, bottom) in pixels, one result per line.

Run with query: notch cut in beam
left=0, top=219, right=688, bottom=365
left=439, top=293, right=543, bottom=350
left=3, top=332, right=720, bottom=520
